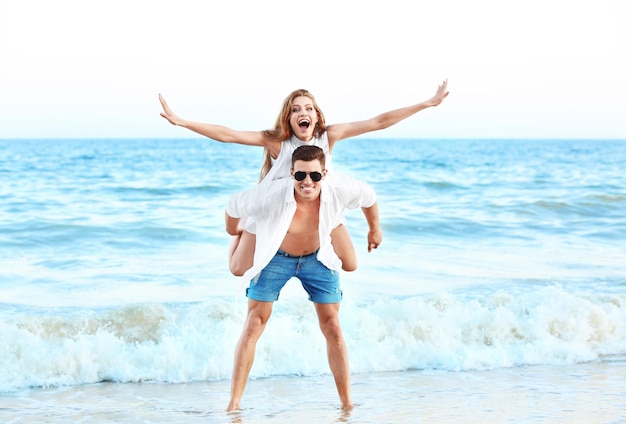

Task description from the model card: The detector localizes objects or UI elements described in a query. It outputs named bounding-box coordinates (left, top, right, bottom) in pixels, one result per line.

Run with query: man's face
left=291, top=159, right=325, bottom=200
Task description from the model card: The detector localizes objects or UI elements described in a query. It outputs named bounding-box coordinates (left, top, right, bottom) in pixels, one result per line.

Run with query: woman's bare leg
left=330, top=224, right=357, bottom=272
left=229, top=231, right=256, bottom=276
left=230, top=225, right=356, bottom=275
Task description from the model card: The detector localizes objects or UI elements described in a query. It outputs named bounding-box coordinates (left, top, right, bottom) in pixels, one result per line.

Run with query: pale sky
left=1, top=0, right=624, bottom=139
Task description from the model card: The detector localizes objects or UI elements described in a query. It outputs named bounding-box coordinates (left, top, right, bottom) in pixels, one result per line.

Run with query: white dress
left=261, top=133, right=333, bottom=184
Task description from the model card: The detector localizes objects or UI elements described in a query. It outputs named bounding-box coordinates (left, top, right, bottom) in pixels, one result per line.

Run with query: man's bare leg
left=314, top=302, right=353, bottom=411
left=227, top=300, right=274, bottom=412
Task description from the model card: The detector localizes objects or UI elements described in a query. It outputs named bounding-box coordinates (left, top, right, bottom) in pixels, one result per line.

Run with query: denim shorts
left=247, top=249, right=342, bottom=304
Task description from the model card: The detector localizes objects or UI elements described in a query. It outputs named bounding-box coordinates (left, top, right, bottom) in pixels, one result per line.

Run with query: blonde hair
left=258, top=89, right=327, bottom=181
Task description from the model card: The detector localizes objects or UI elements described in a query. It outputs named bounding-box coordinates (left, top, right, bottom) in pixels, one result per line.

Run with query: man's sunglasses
left=293, top=171, right=323, bottom=182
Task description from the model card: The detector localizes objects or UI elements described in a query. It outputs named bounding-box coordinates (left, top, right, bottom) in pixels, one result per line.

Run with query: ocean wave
left=109, top=185, right=224, bottom=197
left=1, top=285, right=624, bottom=393
left=1, top=220, right=211, bottom=249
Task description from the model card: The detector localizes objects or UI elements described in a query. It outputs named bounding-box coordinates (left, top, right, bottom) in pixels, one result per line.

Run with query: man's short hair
left=292, top=145, right=326, bottom=168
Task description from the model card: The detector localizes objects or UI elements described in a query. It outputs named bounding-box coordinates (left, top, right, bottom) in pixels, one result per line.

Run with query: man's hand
left=367, top=227, right=382, bottom=252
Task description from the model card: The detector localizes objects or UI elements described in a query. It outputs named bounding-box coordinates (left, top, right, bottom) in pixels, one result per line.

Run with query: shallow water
left=1, top=138, right=625, bottom=421
left=2, top=359, right=625, bottom=423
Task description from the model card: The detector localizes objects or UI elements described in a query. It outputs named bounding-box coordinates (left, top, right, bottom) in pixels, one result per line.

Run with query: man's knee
left=318, top=315, right=342, bottom=339
left=244, top=301, right=273, bottom=333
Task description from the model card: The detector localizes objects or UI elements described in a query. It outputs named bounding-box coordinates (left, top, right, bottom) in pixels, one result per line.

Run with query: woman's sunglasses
left=293, top=171, right=323, bottom=182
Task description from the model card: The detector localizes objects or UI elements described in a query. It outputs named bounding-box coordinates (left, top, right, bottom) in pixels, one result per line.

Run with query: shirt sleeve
left=225, top=188, right=254, bottom=219
left=356, top=180, right=377, bottom=208
left=325, top=172, right=377, bottom=209
left=226, top=180, right=290, bottom=218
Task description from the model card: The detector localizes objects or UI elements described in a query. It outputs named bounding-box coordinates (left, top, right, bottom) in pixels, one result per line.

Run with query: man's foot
left=226, top=401, right=241, bottom=412
left=341, top=401, right=353, bottom=411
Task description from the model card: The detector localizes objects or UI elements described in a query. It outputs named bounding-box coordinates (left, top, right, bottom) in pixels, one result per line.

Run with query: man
left=224, top=145, right=382, bottom=411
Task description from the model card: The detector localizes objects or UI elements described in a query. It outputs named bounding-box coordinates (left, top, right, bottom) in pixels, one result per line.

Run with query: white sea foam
left=2, top=284, right=624, bottom=393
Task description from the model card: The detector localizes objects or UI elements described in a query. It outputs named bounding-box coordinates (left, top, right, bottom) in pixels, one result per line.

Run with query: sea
left=1, top=138, right=625, bottom=423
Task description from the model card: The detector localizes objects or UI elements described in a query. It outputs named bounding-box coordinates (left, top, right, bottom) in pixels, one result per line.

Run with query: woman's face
left=289, top=96, right=318, bottom=141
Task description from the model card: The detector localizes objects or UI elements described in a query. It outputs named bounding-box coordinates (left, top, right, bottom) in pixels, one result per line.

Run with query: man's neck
left=294, top=194, right=320, bottom=209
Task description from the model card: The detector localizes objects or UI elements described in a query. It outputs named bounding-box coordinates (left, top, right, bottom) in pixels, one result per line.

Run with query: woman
left=159, top=80, right=449, bottom=275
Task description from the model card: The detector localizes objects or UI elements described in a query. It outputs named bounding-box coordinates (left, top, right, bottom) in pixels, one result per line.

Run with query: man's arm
left=224, top=188, right=258, bottom=236
left=331, top=172, right=382, bottom=252
left=361, top=203, right=382, bottom=252
left=225, top=212, right=242, bottom=236
left=224, top=179, right=288, bottom=235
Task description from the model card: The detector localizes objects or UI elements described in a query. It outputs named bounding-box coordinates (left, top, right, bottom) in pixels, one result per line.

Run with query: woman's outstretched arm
left=326, top=79, right=449, bottom=147
left=159, top=94, right=273, bottom=147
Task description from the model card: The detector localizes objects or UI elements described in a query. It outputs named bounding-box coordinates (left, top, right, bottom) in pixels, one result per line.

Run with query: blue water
left=1, top=138, right=625, bottom=393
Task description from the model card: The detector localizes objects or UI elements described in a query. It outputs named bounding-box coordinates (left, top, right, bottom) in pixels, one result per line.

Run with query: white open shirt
left=226, top=172, right=376, bottom=281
